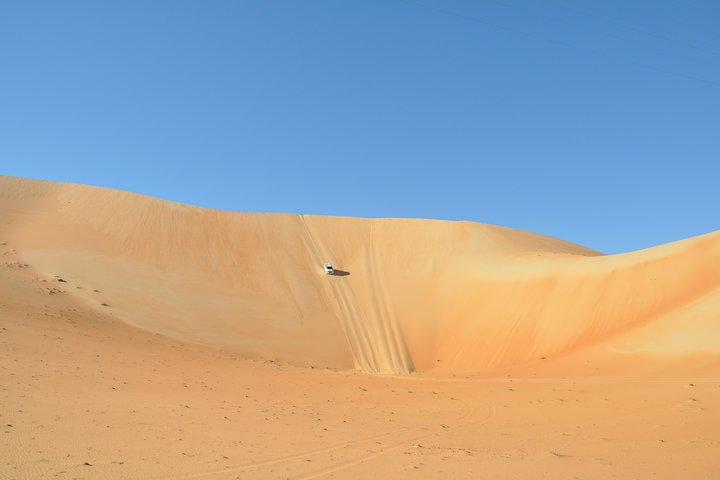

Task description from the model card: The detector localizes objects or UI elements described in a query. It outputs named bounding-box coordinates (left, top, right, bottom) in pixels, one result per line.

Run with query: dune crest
left=1, top=175, right=718, bottom=374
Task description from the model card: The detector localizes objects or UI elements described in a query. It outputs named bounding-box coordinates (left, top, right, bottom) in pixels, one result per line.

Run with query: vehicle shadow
left=331, top=269, right=350, bottom=276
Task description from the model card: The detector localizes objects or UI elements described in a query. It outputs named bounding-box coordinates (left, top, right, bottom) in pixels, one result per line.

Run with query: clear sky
left=1, top=1, right=718, bottom=254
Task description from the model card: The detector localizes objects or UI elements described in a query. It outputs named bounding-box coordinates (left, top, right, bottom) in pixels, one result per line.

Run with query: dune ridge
left=1, top=174, right=718, bottom=375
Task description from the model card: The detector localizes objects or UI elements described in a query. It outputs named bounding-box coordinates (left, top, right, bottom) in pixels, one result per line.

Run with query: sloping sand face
left=3, top=268, right=718, bottom=479
left=1, top=175, right=718, bottom=375
left=1, top=175, right=719, bottom=479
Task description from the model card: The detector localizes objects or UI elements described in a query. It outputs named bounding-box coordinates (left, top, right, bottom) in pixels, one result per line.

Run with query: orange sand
left=1, top=175, right=718, bottom=478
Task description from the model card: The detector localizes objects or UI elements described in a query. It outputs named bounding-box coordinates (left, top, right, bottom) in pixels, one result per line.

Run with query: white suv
left=323, top=263, right=334, bottom=275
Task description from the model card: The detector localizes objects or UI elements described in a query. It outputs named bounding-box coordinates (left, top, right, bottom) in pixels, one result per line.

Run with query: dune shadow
left=332, top=269, right=350, bottom=276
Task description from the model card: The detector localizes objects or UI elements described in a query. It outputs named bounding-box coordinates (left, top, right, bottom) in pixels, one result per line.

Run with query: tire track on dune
left=300, top=214, right=414, bottom=374
left=298, top=215, right=378, bottom=373
left=364, top=246, right=414, bottom=374
left=300, top=215, right=419, bottom=374
left=332, top=279, right=377, bottom=372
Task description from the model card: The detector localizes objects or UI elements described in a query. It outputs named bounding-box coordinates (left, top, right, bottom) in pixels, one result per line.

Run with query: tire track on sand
left=300, top=215, right=414, bottom=374
left=363, top=245, right=413, bottom=374
left=291, top=397, right=495, bottom=480
left=151, top=394, right=490, bottom=480
left=299, top=215, right=380, bottom=373
left=149, top=428, right=410, bottom=480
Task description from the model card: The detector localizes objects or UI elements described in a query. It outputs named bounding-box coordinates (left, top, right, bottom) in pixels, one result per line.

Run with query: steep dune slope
left=1, top=175, right=718, bottom=374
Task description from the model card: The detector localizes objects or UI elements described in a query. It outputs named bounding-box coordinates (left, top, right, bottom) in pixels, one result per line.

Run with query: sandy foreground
left=1, top=175, right=719, bottom=479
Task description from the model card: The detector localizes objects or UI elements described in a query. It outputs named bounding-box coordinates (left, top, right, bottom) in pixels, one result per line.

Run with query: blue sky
left=1, top=0, right=718, bottom=254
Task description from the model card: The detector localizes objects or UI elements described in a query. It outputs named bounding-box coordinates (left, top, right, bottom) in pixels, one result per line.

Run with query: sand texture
left=1, top=175, right=719, bottom=479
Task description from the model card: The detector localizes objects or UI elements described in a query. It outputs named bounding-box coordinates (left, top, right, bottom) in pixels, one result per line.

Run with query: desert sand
left=1, top=174, right=719, bottom=479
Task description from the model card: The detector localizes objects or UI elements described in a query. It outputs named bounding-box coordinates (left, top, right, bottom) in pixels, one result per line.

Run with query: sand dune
left=2, top=174, right=720, bottom=479
left=1, top=174, right=718, bottom=375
